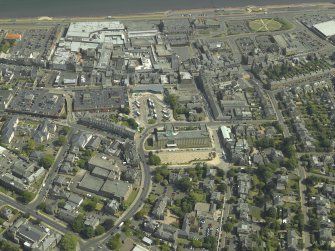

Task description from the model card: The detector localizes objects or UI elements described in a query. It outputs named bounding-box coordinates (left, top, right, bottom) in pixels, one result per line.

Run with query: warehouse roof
left=79, top=173, right=104, bottom=192
left=313, top=20, right=335, bottom=37
left=100, top=180, right=131, bottom=199
left=66, top=21, right=125, bottom=39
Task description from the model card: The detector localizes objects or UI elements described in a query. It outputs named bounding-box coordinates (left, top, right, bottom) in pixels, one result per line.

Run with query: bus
left=117, top=222, right=124, bottom=229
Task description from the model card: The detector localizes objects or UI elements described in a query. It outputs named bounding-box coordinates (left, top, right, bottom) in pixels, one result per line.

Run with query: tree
left=217, top=168, right=225, bottom=177
left=58, top=199, right=66, bottom=208
left=309, top=218, right=320, bottom=232
left=72, top=215, right=85, bottom=233
left=227, top=169, right=236, bottom=178
left=0, top=240, right=20, bottom=251
left=161, top=244, right=170, bottom=251
left=24, top=139, right=36, bottom=154
left=77, top=159, right=87, bottom=169
left=120, top=201, right=128, bottom=210
left=191, top=239, right=203, bottom=248
left=164, top=93, right=177, bottom=110
left=153, top=173, right=164, bottom=183
left=40, top=154, right=55, bottom=168
left=83, top=199, right=97, bottom=212
left=223, top=222, right=234, bottom=232
left=19, top=191, right=35, bottom=204
left=121, top=220, right=132, bottom=236
left=135, top=210, right=146, bottom=220
left=59, top=234, right=78, bottom=251
left=265, top=207, right=277, bottom=219
left=0, top=239, right=20, bottom=251
left=107, top=234, right=122, bottom=250
left=126, top=118, right=138, bottom=130
left=148, top=152, right=161, bottom=166
left=95, top=225, right=105, bottom=236
left=255, top=138, right=275, bottom=149
left=57, top=135, right=67, bottom=146
left=203, top=236, right=217, bottom=251
left=60, top=126, right=71, bottom=136
left=171, top=196, right=195, bottom=217
left=82, top=226, right=95, bottom=239
left=23, top=212, right=30, bottom=218
left=119, top=106, right=130, bottom=115
left=26, top=139, right=36, bottom=151
left=178, top=177, right=192, bottom=192
left=217, top=183, right=227, bottom=193
left=102, top=218, right=115, bottom=230
left=37, top=202, right=47, bottom=211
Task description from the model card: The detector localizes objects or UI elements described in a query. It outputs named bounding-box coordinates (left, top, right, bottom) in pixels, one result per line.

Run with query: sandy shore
left=0, top=2, right=333, bottom=22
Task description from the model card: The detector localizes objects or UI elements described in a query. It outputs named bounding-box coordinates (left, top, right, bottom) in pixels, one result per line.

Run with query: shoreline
left=0, top=2, right=333, bottom=22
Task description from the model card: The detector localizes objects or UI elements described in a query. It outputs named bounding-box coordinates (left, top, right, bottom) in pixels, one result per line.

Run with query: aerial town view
left=0, top=1, right=334, bottom=251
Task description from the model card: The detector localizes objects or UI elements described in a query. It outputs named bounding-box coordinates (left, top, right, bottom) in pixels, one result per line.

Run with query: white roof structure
left=66, top=21, right=124, bottom=38
left=220, top=125, right=232, bottom=141
left=132, top=245, right=149, bottom=251
left=65, top=22, right=126, bottom=44
left=0, top=146, right=7, bottom=154
left=142, top=236, right=153, bottom=245
left=313, top=20, right=335, bottom=37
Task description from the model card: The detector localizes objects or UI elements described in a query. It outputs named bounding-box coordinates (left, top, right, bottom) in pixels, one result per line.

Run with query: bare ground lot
left=157, top=149, right=213, bottom=165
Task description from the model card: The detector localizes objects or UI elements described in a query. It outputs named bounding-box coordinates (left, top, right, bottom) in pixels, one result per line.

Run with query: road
left=249, top=74, right=291, bottom=139
left=220, top=185, right=231, bottom=250
left=81, top=127, right=152, bottom=250
left=297, top=165, right=310, bottom=250
left=307, top=172, right=335, bottom=183
left=0, top=4, right=334, bottom=250
left=30, top=129, right=74, bottom=208
left=0, top=193, right=68, bottom=234
left=267, top=91, right=291, bottom=138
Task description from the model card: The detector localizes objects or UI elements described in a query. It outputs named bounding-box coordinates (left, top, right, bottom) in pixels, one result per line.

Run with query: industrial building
left=313, top=20, right=335, bottom=38
left=73, top=87, right=127, bottom=112
left=153, top=124, right=211, bottom=149
left=88, top=155, right=120, bottom=180
left=78, top=117, right=136, bottom=140
left=78, top=173, right=132, bottom=202
left=6, top=90, right=65, bottom=118
left=65, top=21, right=126, bottom=44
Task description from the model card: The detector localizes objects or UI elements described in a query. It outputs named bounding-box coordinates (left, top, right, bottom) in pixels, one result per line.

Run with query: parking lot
left=130, top=93, right=174, bottom=126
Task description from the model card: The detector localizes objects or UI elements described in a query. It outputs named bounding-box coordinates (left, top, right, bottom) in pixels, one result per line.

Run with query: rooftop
left=313, top=20, right=335, bottom=37
left=66, top=21, right=125, bottom=39
left=78, top=173, right=104, bottom=192
left=100, top=180, right=131, bottom=199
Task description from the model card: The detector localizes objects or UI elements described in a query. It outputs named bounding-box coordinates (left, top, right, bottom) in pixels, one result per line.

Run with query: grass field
left=249, top=19, right=282, bottom=32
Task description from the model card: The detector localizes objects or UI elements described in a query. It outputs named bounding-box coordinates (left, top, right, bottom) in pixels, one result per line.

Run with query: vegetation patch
left=249, top=18, right=283, bottom=32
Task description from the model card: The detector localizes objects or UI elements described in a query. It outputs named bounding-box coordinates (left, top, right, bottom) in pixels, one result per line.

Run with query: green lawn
left=125, top=188, right=139, bottom=206
left=249, top=19, right=282, bottom=32
left=250, top=206, right=261, bottom=221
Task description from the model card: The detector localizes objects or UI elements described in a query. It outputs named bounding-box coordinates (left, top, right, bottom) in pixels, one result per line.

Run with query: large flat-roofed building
left=73, top=87, right=127, bottom=112
left=78, top=173, right=104, bottom=193
left=66, top=22, right=126, bottom=44
left=78, top=173, right=132, bottom=201
left=153, top=124, right=211, bottom=149
left=78, top=117, right=135, bottom=140
left=88, top=155, right=120, bottom=180
left=6, top=90, right=65, bottom=118
left=313, top=20, right=335, bottom=38
left=100, top=180, right=132, bottom=202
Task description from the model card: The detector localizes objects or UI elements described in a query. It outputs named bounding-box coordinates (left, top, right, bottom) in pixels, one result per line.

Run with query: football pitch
left=249, top=19, right=282, bottom=32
